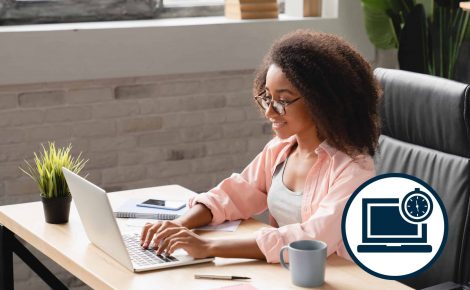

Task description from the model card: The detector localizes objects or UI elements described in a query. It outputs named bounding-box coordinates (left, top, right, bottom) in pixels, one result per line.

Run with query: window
left=164, top=0, right=223, bottom=7
left=159, top=0, right=224, bottom=19
left=0, top=0, right=230, bottom=25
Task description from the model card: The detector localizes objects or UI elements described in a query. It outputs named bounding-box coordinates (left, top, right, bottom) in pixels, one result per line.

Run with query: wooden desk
left=0, top=185, right=412, bottom=290
left=461, top=2, right=470, bottom=11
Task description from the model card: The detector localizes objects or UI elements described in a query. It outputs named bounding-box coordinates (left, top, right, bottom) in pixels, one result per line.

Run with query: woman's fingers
left=141, top=221, right=181, bottom=248
left=152, top=227, right=184, bottom=250
left=140, top=222, right=153, bottom=244
left=167, top=240, right=189, bottom=256
left=142, top=223, right=162, bottom=248
left=152, top=229, right=209, bottom=259
left=156, top=229, right=189, bottom=254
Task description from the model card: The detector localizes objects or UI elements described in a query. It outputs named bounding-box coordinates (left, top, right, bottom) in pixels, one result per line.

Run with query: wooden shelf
left=460, top=1, right=470, bottom=11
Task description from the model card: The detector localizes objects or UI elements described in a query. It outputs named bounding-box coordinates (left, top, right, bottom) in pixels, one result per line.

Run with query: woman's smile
left=270, top=119, right=287, bottom=129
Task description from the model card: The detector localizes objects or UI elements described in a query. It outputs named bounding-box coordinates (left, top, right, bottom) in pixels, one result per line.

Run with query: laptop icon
left=357, top=198, right=432, bottom=253
left=62, top=167, right=214, bottom=272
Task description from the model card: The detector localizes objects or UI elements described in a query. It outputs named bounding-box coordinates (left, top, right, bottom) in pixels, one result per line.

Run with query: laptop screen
left=362, top=199, right=426, bottom=243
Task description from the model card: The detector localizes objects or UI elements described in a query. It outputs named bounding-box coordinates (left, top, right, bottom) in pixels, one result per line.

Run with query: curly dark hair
left=254, top=30, right=381, bottom=157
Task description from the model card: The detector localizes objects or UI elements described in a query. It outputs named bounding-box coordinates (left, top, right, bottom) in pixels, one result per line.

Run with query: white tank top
left=267, top=157, right=303, bottom=227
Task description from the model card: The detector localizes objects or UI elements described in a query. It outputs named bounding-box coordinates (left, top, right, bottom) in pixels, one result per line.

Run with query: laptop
left=62, top=167, right=214, bottom=272
left=357, top=198, right=432, bottom=253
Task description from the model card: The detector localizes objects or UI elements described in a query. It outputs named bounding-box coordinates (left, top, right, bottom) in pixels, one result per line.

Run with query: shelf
left=460, top=1, right=470, bottom=11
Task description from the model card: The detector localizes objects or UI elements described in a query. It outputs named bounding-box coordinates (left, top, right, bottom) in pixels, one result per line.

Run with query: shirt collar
left=285, top=136, right=337, bottom=159
left=274, top=136, right=337, bottom=169
left=314, top=139, right=337, bottom=159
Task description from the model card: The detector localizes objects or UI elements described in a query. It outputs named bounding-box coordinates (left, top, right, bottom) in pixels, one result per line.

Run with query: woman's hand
left=140, top=220, right=183, bottom=249
left=140, top=220, right=213, bottom=258
left=155, top=227, right=213, bottom=258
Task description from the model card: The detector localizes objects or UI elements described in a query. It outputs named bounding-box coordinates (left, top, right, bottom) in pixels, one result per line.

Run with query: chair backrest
left=373, top=68, right=470, bottom=289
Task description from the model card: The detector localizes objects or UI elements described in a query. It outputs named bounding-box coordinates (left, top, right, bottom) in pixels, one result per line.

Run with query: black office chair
left=373, top=68, right=470, bottom=289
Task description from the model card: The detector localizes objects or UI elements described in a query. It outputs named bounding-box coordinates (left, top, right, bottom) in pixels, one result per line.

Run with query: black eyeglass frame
left=253, top=92, right=302, bottom=116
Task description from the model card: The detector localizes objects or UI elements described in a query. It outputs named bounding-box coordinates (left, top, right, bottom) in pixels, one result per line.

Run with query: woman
left=140, top=30, right=381, bottom=263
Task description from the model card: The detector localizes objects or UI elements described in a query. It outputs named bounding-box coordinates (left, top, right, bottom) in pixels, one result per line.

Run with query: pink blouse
left=188, top=135, right=375, bottom=263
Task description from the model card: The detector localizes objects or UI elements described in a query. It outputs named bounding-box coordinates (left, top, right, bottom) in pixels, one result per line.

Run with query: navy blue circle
left=341, top=173, right=448, bottom=280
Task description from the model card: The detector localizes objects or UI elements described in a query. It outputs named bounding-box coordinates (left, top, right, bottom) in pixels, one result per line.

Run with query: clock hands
left=403, top=191, right=433, bottom=222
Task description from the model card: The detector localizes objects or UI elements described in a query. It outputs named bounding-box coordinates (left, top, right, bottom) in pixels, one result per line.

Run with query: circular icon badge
left=341, top=173, right=448, bottom=279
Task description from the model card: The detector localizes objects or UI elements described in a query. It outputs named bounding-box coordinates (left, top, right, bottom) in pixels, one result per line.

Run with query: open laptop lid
left=62, top=167, right=133, bottom=270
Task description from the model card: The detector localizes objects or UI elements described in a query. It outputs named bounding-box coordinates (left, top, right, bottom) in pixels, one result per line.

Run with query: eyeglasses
left=254, top=92, right=302, bottom=116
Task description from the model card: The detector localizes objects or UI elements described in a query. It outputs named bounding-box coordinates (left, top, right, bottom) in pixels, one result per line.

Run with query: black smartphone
left=136, top=199, right=186, bottom=210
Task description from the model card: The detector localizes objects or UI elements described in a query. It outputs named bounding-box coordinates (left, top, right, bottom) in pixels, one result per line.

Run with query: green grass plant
left=361, top=0, right=470, bottom=80
left=20, top=142, right=87, bottom=198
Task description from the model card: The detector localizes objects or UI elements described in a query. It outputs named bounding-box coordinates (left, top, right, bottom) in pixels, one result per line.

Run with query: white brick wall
left=0, top=69, right=272, bottom=289
left=0, top=93, right=18, bottom=110
left=44, top=106, right=92, bottom=123
left=18, top=91, right=65, bottom=108
left=1, top=109, right=44, bottom=127
left=66, top=88, right=113, bottom=104
left=115, top=84, right=159, bottom=100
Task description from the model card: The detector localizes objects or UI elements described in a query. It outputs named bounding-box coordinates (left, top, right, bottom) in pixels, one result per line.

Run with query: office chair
left=373, top=68, right=470, bottom=289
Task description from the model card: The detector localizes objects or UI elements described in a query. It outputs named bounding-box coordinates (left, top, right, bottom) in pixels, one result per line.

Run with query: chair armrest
left=421, top=281, right=469, bottom=290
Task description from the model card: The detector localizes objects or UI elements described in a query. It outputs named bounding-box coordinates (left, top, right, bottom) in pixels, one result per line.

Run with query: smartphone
left=136, top=199, right=186, bottom=211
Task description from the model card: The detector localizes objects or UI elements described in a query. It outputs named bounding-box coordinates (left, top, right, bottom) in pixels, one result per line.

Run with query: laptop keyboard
left=123, top=234, right=178, bottom=267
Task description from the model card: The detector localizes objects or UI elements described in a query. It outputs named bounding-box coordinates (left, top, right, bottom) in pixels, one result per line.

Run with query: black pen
left=194, top=274, right=251, bottom=280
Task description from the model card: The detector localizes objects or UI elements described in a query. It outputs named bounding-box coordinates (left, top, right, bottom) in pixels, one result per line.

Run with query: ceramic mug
left=279, top=240, right=327, bottom=287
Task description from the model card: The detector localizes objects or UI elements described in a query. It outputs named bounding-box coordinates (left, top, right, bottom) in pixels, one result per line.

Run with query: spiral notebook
left=114, top=199, right=188, bottom=220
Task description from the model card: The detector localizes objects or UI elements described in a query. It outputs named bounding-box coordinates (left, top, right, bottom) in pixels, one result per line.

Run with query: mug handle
left=279, top=246, right=289, bottom=270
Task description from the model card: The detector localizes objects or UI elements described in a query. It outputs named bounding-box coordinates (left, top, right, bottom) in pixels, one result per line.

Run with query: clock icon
left=401, top=188, right=433, bottom=222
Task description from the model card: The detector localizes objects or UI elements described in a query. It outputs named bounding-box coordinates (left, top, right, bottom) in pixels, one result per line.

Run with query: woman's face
left=263, top=64, right=316, bottom=139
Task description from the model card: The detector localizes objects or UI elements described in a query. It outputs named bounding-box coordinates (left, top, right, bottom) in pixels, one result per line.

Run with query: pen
left=194, top=274, right=251, bottom=280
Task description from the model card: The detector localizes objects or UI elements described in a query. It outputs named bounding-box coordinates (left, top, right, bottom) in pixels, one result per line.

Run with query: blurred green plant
left=20, top=142, right=87, bottom=198
left=361, top=0, right=470, bottom=79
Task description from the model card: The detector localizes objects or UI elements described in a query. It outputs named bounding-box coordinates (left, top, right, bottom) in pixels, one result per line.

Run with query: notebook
left=114, top=199, right=188, bottom=220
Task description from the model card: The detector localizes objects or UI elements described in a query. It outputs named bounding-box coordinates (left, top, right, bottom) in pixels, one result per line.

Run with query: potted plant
left=20, top=142, right=87, bottom=224
left=361, top=0, right=470, bottom=80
